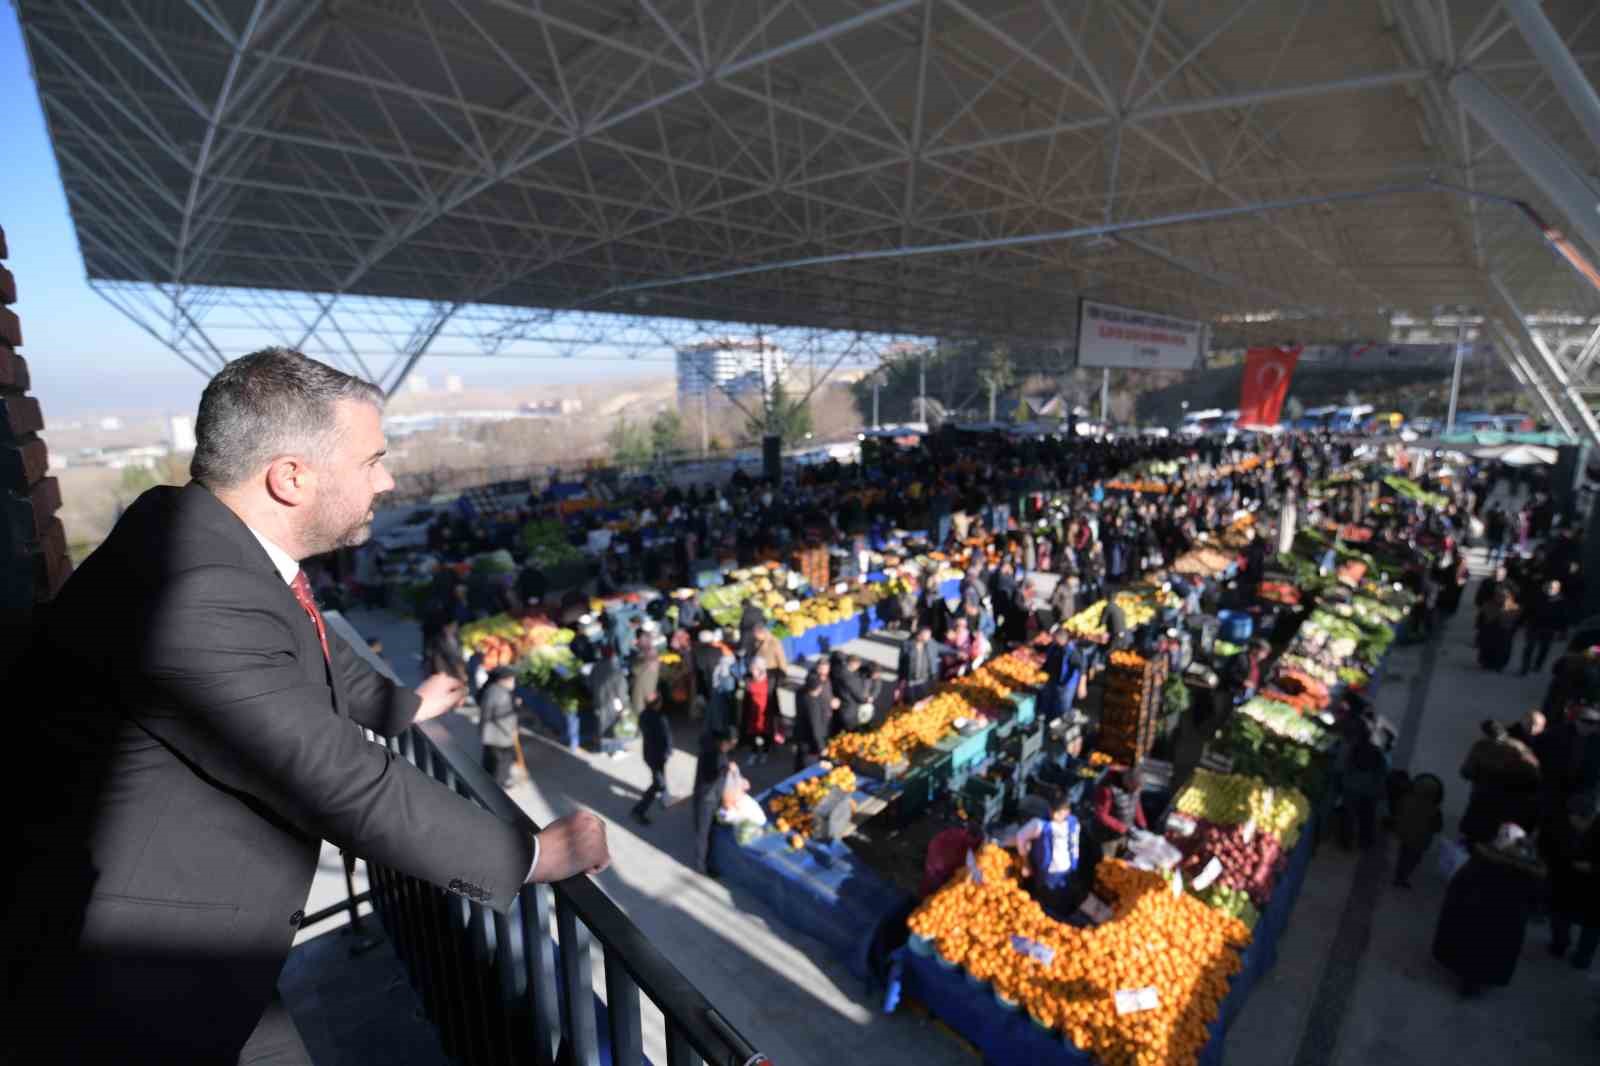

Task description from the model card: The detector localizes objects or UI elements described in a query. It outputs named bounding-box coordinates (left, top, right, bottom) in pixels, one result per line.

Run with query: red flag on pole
left=1238, top=346, right=1301, bottom=427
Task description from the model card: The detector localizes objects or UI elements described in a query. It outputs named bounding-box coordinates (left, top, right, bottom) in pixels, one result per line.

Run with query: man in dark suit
left=3, top=350, right=610, bottom=1064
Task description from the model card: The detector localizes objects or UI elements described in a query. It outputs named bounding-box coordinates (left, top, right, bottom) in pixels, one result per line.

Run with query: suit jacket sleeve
left=329, top=622, right=422, bottom=737
left=139, top=566, right=532, bottom=912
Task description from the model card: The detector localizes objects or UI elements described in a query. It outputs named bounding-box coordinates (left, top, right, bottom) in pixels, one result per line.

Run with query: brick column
left=1, top=224, right=70, bottom=674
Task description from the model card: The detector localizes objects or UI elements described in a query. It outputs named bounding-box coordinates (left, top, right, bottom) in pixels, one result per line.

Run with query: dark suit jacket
left=4, top=483, right=533, bottom=1063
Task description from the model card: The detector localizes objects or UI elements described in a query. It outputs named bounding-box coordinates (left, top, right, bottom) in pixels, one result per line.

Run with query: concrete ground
left=293, top=548, right=1600, bottom=1066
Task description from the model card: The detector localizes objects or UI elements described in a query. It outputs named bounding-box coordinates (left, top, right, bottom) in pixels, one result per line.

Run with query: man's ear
left=264, top=455, right=314, bottom=505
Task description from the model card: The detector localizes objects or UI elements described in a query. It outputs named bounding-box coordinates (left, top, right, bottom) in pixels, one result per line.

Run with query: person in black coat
left=738, top=598, right=766, bottom=657
left=1103, top=595, right=1129, bottom=650
left=1432, top=826, right=1547, bottom=996
left=692, top=728, right=737, bottom=876
left=830, top=652, right=875, bottom=731
left=794, top=662, right=839, bottom=773
left=1519, top=578, right=1567, bottom=676
left=3, top=350, right=609, bottom=1064
left=631, top=693, right=674, bottom=825
left=1546, top=794, right=1600, bottom=969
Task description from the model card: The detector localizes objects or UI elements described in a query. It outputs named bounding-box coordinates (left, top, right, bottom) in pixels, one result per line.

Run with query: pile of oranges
left=825, top=651, right=1041, bottom=766
left=908, top=846, right=1249, bottom=1066
left=770, top=764, right=859, bottom=842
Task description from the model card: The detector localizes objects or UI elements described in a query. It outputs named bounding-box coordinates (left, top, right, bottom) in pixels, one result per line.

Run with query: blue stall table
left=708, top=765, right=913, bottom=982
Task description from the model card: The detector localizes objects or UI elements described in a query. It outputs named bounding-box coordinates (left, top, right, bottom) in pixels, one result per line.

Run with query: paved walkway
left=294, top=555, right=1599, bottom=1065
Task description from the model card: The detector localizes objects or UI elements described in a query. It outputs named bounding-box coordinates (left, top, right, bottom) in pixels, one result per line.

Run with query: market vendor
left=1039, top=627, right=1085, bottom=722
left=1015, top=789, right=1083, bottom=916
left=569, top=614, right=602, bottom=664
left=1093, top=766, right=1148, bottom=858
left=672, top=587, right=705, bottom=634
left=1223, top=638, right=1272, bottom=704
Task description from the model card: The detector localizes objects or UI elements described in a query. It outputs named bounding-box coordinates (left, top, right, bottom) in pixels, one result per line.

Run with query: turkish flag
left=1238, top=346, right=1301, bottom=427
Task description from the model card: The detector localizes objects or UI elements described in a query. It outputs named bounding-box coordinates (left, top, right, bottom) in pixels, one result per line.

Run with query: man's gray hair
left=191, top=348, right=384, bottom=488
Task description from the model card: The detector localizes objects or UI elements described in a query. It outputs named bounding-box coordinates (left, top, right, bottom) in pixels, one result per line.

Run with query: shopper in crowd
left=630, top=628, right=661, bottom=720
left=1338, top=725, right=1390, bottom=851
left=631, top=692, right=673, bottom=826
left=1519, top=578, right=1567, bottom=677
left=1546, top=794, right=1600, bottom=970
left=1477, top=584, right=1521, bottom=672
left=830, top=651, right=876, bottom=731
left=1048, top=573, right=1079, bottom=628
left=5, top=349, right=608, bottom=1063
left=707, top=645, right=740, bottom=738
left=899, top=625, right=940, bottom=704
left=794, top=660, right=839, bottom=772
left=423, top=615, right=470, bottom=686
left=1039, top=628, right=1083, bottom=722
left=1015, top=789, right=1083, bottom=918
left=1093, top=765, right=1148, bottom=859
left=588, top=645, right=629, bottom=741
left=1459, top=720, right=1542, bottom=844
left=478, top=666, right=521, bottom=789
left=1432, top=823, right=1547, bottom=998
left=741, top=657, right=774, bottom=763
left=738, top=596, right=766, bottom=657
left=1392, top=772, right=1445, bottom=888
left=692, top=727, right=739, bottom=877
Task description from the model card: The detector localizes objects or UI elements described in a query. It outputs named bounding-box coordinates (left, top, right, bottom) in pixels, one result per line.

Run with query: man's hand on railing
left=528, top=810, right=612, bottom=882
left=415, top=674, right=469, bottom=721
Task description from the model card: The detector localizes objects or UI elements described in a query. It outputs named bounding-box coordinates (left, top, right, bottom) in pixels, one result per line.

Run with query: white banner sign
left=1076, top=299, right=1204, bottom=370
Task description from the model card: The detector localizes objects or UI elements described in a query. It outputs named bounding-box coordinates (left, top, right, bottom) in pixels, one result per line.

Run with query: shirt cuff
left=525, top=833, right=541, bottom=883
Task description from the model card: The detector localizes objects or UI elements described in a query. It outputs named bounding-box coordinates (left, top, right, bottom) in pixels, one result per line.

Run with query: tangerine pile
left=825, top=651, right=1041, bottom=765
left=908, top=846, right=1249, bottom=1066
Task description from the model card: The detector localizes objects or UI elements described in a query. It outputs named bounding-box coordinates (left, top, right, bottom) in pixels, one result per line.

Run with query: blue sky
left=0, top=8, right=667, bottom=419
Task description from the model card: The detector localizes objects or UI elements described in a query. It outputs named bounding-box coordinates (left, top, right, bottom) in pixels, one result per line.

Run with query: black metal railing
left=367, top=721, right=766, bottom=1066
left=319, top=612, right=766, bottom=1066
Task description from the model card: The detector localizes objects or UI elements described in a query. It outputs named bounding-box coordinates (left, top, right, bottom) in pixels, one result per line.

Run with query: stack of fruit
left=1174, top=820, right=1289, bottom=907
left=791, top=544, right=831, bottom=590
left=907, top=847, right=1249, bottom=1066
left=769, top=764, right=859, bottom=845
left=824, top=651, right=1043, bottom=766
left=1062, top=590, right=1167, bottom=642
left=520, top=519, right=583, bottom=569
left=1099, top=650, right=1167, bottom=765
left=1172, top=769, right=1312, bottom=849
left=461, top=613, right=573, bottom=669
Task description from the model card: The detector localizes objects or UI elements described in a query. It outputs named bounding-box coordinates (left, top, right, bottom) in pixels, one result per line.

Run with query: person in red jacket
left=1094, top=765, right=1148, bottom=858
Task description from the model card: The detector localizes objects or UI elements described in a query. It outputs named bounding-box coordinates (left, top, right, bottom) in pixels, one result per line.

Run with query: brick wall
left=1, top=224, right=70, bottom=674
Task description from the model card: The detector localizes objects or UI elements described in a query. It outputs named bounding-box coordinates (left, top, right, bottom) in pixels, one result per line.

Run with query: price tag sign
left=1241, top=818, right=1257, bottom=845
left=1191, top=856, right=1224, bottom=891
left=1170, top=870, right=1184, bottom=898
left=1078, top=895, right=1114, bottom=925
left=1010, top=935, right=1056, bottom=965
left=1114, top=988, right=1161, bottom=1015
left=966, top=849, right=983, bottom=885
left=1166, top=813, right=1197, bottom=837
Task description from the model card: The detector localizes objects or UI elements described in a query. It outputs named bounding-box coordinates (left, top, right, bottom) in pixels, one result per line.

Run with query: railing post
left=520, top=884, right=561, bottom=1066
left=555, top=897, right=601, bottom=1066
left=604, top=950, right=644, bottom=1066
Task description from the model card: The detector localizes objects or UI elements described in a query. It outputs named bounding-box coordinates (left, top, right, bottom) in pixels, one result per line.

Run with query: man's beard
left=305, top=494, right=374, bottom=555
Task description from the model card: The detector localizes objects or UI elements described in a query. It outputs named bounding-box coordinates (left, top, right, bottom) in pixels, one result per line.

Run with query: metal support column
left=1446, top=322, right=1466, bottom=434
left=1100, top=368, right=1110, bottom=425
left=1502, top=0, right=1600, bottom=154
left=1450, top=70, right=1600, bottom=260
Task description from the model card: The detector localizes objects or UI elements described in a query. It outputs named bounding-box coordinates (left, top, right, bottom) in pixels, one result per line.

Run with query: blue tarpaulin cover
left=708, top=765, right=913, bottom=982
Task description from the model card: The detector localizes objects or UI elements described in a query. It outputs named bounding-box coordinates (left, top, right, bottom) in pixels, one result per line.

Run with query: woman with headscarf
left=1432, top=823, right=1547, bottom=997
left=1459, top=720, right=1542, bottom=844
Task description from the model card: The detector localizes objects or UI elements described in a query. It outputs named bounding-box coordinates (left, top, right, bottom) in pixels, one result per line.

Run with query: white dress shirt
left=243, top=524, right=541, bottom=883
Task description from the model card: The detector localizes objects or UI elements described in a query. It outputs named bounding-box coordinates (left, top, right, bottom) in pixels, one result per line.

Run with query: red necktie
left=290, top=571, right=331, bottom=665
